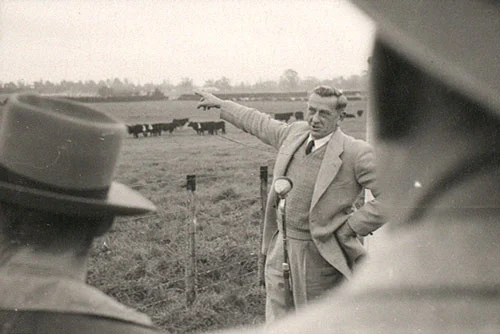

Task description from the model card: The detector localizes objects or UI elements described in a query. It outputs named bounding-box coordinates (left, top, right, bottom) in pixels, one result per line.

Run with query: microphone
left=274, top=177, right=293, bottom=199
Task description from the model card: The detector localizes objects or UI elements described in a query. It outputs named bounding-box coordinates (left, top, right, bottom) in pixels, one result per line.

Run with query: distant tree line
left=0, top=69, right=368, bottom=98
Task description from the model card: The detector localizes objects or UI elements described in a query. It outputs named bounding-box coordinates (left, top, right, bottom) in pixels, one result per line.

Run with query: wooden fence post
left=185, top=174, right=197, bottom=306
left=257, top=166, right=268, bottom=286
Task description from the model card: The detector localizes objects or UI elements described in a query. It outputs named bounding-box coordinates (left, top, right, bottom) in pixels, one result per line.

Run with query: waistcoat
left=284, top=142, right=326, bottom=231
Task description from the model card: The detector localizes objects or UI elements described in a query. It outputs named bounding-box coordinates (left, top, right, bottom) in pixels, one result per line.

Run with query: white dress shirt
left=306, top=131, right=334, bottom=153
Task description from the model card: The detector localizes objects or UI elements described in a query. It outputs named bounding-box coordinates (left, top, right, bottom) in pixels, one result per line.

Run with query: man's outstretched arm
left=195, top=90, right=294, bottom=150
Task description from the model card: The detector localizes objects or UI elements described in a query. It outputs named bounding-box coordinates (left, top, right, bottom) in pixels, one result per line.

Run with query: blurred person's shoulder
left=252, top=202, right=500, bottom=334
left=0, top=310, right=164, bottom=334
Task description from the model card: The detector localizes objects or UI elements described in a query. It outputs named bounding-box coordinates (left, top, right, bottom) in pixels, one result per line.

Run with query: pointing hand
left=194, top=90, right=223, bottom=111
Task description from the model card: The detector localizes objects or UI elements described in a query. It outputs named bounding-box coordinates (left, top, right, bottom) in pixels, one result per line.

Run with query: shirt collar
left=307, top=131, right=334, bottom=151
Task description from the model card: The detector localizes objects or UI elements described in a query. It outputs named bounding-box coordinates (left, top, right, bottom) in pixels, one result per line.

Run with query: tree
left=214, top=76, right=231, bottom=92
left=279, top=69, right=300, bottom=92
left=176, top=77, right=194, bottom=94
left=203, top=79, right=216, bottom=88
left=33, top=80, right=45, bottom=93
left=159, top=80, right=174, bottom=97
left=97, top=85, right=113, bottom=97
left=16, top=79, right=27, bottom=91
left=151, top=88, right=165, bottom=98
left=253, top=80, right=278, bottom=92
left=300, top=76, right=321, bottom=91
left=2, top=82, right=18, bottom=93
left=111, top=78, right=126, bottom=95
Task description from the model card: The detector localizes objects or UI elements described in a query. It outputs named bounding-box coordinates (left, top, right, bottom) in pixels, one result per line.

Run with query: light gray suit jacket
left=220, top=101, right=385, bottom=278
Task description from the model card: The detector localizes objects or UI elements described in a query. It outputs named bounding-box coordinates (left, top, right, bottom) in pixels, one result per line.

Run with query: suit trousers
left=264, top=230, right=345, bottom=322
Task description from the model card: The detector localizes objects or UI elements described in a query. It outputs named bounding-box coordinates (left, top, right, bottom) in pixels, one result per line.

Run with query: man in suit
left=0, top=93, right=160, bottom=333
left=208, top=1, right=500, bottom=333
left=196, top=85, right=386, bottom=322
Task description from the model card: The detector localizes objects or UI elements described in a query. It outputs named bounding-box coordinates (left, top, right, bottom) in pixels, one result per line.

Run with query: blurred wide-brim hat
left=0, top=93, right=156, bottom=216
left=351, top=0, right=500, bottom=117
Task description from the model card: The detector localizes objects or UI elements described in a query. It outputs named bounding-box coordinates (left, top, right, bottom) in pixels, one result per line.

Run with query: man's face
left=306, top=93, right=343, bottom=139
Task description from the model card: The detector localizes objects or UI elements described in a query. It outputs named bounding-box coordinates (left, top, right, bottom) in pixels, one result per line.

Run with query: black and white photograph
left=0, top=0, right=498, bottom=333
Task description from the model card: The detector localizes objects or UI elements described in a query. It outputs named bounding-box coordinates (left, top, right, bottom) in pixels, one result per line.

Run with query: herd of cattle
left=126, top=110, right=364, bottom=138
left=126, top=118, right=227, bottom=137
left=127, top=118, right=188, bottom=137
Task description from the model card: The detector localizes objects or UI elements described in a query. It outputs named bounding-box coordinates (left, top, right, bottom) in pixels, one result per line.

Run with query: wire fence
left=97, top=166, right=270, bottom=312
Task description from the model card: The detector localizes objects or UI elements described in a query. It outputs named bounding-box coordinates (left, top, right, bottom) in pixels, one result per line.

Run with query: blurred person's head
left=0, top=203, right=114, bottom=258
left=0, top=93, right=155, bottom=261
left=306, top=85, right=348, bottom=139
left=351, top=0, right=500, bottom=224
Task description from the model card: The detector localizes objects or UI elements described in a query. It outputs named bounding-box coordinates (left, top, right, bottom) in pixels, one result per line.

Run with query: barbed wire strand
left=132, top=169, right=273, bottom=188
left=215, top=133, right=298, bottom=159
left=197, top=260, right=254, bottom=277
left=116, top=259, right=256, bottom=302
left=196, top=270, right=257, bottom=293
left=214, top=134, right=275, bottom=155
left=112, top=194, right=261, bottom=228
left=138, top=270, right=258, bottom=311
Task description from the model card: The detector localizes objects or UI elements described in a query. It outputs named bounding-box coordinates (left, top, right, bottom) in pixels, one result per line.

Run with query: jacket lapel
left=274, top=132, right=309, bottom=179
left=310, top=130, right=344, bottom=210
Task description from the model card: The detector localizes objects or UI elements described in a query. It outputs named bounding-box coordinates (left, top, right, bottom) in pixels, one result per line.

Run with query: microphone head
left=274, top=177, right=293, bottom=198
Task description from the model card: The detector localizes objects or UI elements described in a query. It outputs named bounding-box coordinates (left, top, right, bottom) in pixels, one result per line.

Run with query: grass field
left=86, top=99, right=368, bottom=333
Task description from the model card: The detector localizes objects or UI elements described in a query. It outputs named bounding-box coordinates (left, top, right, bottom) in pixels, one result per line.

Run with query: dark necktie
left=305, top=140, right=315, bottom=155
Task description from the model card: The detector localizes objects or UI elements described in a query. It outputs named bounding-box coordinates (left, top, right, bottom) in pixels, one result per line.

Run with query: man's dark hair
left=0, top=202, right=114, bottom=257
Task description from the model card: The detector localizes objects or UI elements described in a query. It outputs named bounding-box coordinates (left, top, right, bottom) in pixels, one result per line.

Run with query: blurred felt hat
left=351, top=0, right=500, bottom=117
left=0, top=93, right=156, bottom=216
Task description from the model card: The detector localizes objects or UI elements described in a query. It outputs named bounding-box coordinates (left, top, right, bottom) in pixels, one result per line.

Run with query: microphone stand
left=274, top=177, right=294, bottom=312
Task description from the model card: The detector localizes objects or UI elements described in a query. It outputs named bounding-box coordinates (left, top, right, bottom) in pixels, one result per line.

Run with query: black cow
left=342, top=110, right=364, bottom=118
left=188, top=121, right=224, bottom=135
left=127, top=124, right=151, bottom=138
left=173, top=118, right=189, bottom=128
left=294, top=111, right=304, bottom=120
left=142, top=123, right=153, bottom=137
left=161, top=122, right=177, bottom=134
left=127, top=124, right=144, bottom=138
left=202, top=122, right=216, bottom=135
left=150, top=123, right=163, bottom=136
left=150, top=122, right=176, bottom=136
left=212, top=121, right=226, bottom=134
left=188, top=121, right=205, bottom=135
left=274, top=112, right=294, bottom=122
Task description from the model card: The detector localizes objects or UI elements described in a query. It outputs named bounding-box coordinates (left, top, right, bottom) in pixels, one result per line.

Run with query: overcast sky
left=0, top=0, right=374, bottom=86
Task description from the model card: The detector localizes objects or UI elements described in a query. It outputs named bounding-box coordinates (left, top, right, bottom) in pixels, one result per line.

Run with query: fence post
left=185, top=174, right=197, bottom=306
left=257, top=166, right=268, bottom=286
